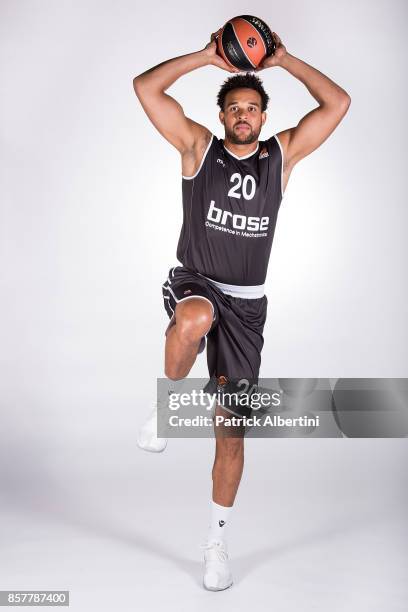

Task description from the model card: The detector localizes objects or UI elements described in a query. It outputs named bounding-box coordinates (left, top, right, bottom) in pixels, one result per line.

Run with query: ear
left=219, top=110, right=225, bottom=125
left=261, top=111, right=267, bottom=126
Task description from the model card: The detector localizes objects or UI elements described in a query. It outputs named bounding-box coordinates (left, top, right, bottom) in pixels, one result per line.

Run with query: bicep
left=133, top=81, right=205, bottom=153
left=277, top=98, right=351, bottom=168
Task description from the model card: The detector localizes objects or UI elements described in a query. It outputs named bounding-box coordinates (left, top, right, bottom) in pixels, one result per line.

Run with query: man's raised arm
left=133, top=30, right=239, bottom=154
left=257, top=32, right=351, bottom=169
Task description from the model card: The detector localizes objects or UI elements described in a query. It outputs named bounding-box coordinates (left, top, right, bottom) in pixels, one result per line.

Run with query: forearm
left=134, top=49, right=210, bottom=92
left=279, top=53, right=350, bottom=106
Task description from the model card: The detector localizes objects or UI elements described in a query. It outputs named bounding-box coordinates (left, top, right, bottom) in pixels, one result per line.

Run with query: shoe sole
left=136, top=440, right=167, bottom=453
left=203, top=580, right=233, bottom=592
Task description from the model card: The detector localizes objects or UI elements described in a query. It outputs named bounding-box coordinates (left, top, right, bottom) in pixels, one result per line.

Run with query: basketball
left=216, top=15, right=276, bottom=71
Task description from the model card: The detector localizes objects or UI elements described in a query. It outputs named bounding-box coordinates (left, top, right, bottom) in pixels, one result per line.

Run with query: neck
left=223, top=137, right=259, bottom=157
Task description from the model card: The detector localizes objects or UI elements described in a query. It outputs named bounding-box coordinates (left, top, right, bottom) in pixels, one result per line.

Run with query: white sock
left=161, top=373, right=191, bottom=394
left=156, top=377, right=191, bottom=436
left=158, top=376, right=189, bottom=406
left=207, top=500, right=233, bottom=543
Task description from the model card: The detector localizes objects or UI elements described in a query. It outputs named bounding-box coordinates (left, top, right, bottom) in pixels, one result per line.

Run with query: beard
left=224, top=122, right=261, bottom=145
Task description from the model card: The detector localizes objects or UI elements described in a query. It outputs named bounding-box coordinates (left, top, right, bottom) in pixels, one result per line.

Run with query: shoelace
left=200, top=541, right=228, bottom=562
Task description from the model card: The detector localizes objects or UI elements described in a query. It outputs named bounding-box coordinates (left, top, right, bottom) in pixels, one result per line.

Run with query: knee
left=175, top=299, right=213, bottom=343
left=164, top=366, right=184, bottom=381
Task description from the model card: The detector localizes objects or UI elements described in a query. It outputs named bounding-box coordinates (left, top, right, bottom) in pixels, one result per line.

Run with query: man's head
left=217, top=72, right=269, bottom=145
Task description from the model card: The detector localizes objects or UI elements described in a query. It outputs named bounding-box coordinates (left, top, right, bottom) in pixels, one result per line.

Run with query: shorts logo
left=183, top=289, right=192, bottom=295
left=219, top=520, right=226, bottom=527
left=217, top=375, right=229, bottom=386
left=259, top=147, right=269, bottom=159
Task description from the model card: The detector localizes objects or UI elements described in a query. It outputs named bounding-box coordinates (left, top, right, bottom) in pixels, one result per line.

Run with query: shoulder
left=196, top=128, right=214, bottom=158
left=268, top=130, right=293, bottom=172
left=183, top=120, right=213, bottom=155
left=181, top=122, right=213, bottom=160
left=181, top=124, right=214, bottom=179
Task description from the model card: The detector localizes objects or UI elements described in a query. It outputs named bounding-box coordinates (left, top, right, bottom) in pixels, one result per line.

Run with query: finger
left=213, top=55, right=228, bottom=68
left=211, top=27, right=222, bottom=40
left=273, top=32, right=282, bottom=45
left=226, top=62, right=240, bottom=73
left=216, top=59, right=239, bottom=73
left=221, top=61, right=236, bottom=73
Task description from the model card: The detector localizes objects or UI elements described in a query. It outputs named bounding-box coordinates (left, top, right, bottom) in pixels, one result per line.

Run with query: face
left=219, top=88, right=266, bottom=145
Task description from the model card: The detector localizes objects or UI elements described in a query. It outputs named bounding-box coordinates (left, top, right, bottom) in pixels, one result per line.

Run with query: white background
left=1, top=1, right=407, bottom=610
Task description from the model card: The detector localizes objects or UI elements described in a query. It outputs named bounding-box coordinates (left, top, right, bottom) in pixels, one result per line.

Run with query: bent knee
left=175, top=298, right=213, bottom=341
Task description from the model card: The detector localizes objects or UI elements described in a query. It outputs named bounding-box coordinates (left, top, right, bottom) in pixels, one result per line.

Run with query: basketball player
left=133, top=30, right=350, bottom=590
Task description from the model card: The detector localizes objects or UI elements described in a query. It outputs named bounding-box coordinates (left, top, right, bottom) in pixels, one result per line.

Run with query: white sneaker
left=137, top=402, right=168, bottom=453
left=201, top=540, right=233, bottom=591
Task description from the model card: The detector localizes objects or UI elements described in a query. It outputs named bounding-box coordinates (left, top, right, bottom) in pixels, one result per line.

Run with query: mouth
left=235, top=123, right=250, bottom=130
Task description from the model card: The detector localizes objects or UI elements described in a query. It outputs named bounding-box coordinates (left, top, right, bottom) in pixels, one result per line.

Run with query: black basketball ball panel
left=222, top=23, right=256, bottom=71
left=239, top=15, right=276, bottom=56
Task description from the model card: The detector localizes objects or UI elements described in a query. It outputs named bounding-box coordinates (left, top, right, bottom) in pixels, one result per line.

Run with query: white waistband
left=200, top=273, right=265, bottom=299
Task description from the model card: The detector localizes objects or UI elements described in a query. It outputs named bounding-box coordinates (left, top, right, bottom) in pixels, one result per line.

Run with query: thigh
left=162, top=266, right=219, bottom=328
left=206, top=295, right=268, bottom=418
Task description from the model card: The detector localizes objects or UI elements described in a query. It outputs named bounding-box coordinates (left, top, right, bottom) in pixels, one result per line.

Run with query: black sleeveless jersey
left=176, top=134, right=284, bottom=286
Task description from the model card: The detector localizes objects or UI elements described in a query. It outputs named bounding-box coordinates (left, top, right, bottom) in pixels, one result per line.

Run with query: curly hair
left=216, top=72, right=270, bottom=112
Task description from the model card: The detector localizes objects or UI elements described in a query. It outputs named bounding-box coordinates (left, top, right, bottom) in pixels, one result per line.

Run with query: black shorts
left=162, top=266, right=268, bottom=418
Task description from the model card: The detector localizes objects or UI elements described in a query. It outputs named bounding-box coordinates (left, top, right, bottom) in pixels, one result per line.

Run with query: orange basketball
left=216, top=15, right=275, bottom=71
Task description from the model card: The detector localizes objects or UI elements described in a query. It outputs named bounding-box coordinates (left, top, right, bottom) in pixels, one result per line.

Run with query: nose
left=236, top=111, right=249, bottom=124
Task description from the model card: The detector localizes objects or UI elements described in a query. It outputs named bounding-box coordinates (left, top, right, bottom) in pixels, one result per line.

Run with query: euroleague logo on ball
left=247, top=37, right=257, bottom=48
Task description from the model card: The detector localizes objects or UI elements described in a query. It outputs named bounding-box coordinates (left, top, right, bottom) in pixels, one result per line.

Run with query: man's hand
left=202, top=29, right=240, bottom=73
left=255, top=32, right=287, bottom=71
